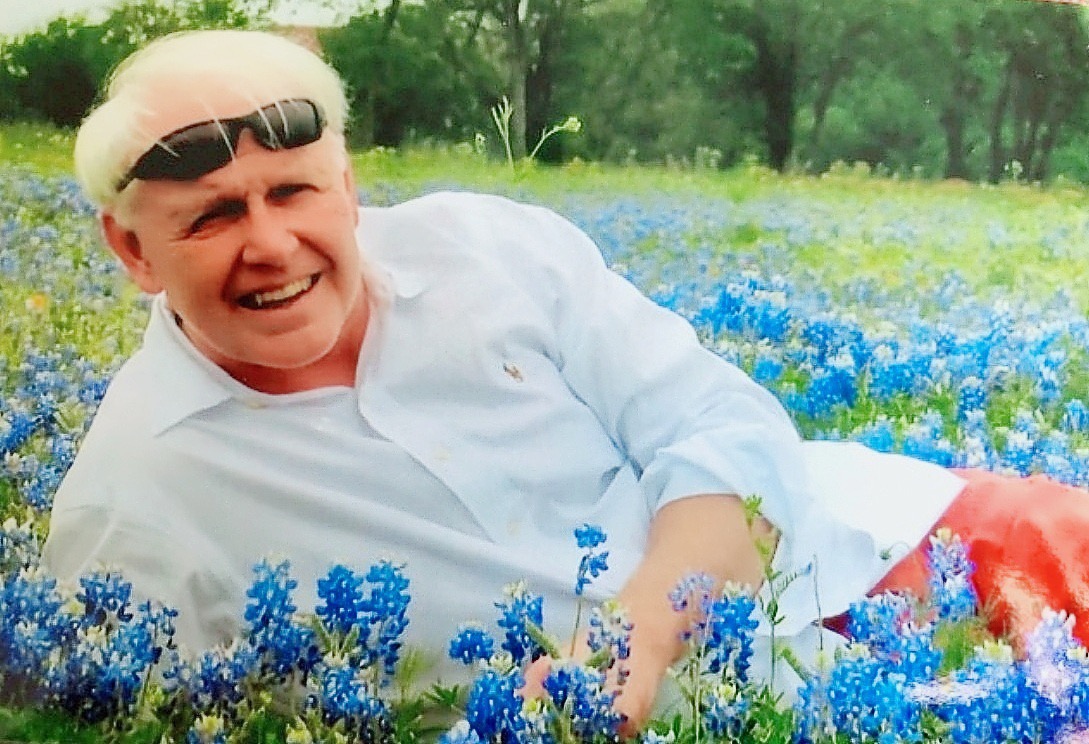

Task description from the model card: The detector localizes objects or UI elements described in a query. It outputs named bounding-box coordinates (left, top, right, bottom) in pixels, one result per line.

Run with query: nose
left=240, top=199, right=297, bottom=265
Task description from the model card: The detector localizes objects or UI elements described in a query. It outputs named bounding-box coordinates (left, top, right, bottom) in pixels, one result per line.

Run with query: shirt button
left=507, top=518, right=521, bottom=536
left=434, top=446, right=451, bottom=462
left=243, top=399, right=266, bottom=410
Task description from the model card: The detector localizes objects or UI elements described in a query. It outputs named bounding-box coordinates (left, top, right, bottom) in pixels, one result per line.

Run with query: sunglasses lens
left=120, top=99, right=325, bottom=189
left=130, top=123, right=235, bottom=181
left=251, top=99, right=324, bottom=150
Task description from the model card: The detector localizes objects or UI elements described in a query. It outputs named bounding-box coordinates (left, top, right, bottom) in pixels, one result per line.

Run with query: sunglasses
left=117, top=98, right=326, bottom=191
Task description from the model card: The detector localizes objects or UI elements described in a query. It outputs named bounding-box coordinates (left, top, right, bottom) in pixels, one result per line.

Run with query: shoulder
left=361, top=192, right=602, bottom=280
left=68, top=352, right=159, bottom=463
left=50, top=341, right=205, bottom=514
left=372, top=190, right=541, bottom=222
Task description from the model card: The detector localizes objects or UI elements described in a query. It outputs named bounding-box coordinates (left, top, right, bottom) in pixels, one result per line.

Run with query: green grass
left=0, top=122, right=76, bottom=174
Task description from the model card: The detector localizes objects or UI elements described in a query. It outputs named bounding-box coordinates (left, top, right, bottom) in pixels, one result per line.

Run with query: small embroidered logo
left=503, top=361, right=524, bottom=382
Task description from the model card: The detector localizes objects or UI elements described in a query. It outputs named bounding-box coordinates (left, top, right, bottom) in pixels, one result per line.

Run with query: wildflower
left=0, top=512, right=41, bottom=572
left=462, top=666, right=528, bottom=742
left=315, top=564, right=365, bottom=635
left=926, top=529, right=978, bottom=624
left=587, top=599, right=633, bottom=667
left=574, top=523, right=609, bottom=596
left=1062, top=399, right=1089, bottom=434
left=244, top=558, right=317, bottom=678
left=846, top=592, right=941, bottom=683
left=0, top=409, right=39, bottom=457
left=923, top=643, right=1066, bottom=742
left=752, top=352, right=784, bottom=384
left=45, top=601, right=169, bottom=724
left=450, top=622, right=496, bottom=666
left=854, top=416, right=896, bottom=453
left=174, top=639, right=259, bottom=711
left=359, top=559, right=410, bottom=679
left=901, top=411, right=956, bottom=468
left=804, top=350, right=857, bottom=416
left=24, top=292, right=48, bottom=313
left=1024, top=609, right=1088, bottom=712
left=542, top=660, right=624, bottom=739
left=307, top=652, right=391, bottom=735
left=77, top=570, right=134, bottom=625
left=956, top=376, right=987, bottom=419
left=439, top=720, right=484, bottom=744
left=794, top=642, right=922, bottom=743
left=1003, top=429, right=1037, bottom=476
left=702, top=680, right=748, bottom=737
left=495, top=580, right=546, bottom=666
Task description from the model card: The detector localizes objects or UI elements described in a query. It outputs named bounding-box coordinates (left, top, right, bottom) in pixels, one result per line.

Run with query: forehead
left=133, top=75, right=309, bottom=143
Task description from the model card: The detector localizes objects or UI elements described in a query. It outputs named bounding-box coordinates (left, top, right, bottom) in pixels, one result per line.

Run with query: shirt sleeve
left=507, top=199, right=814, bottom=541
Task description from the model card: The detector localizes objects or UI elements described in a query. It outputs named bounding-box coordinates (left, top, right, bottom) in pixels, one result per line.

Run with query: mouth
left=236, top=273, right=320, bottom=310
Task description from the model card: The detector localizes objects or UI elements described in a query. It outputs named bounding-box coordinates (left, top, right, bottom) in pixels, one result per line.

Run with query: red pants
left=871, top=468, right=1089, bottom=648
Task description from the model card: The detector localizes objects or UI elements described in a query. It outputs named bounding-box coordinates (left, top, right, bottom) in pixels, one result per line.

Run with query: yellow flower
left=24, top=292, right=49, bottom=312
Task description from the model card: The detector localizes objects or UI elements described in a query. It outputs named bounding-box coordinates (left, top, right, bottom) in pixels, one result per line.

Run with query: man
left=42, top=28, right=1089, bottom=731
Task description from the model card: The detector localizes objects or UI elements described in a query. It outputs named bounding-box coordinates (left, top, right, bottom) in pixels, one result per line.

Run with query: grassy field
left=5, top=123, right=1089, bottom=741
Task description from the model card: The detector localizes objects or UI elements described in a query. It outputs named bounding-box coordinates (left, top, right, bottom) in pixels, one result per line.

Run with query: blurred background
left=2, top=0, right=1089, bottom=183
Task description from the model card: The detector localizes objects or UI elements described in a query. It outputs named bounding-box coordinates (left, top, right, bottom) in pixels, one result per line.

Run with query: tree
left=982, top=1, right=1089, bottom=182
left=322, top=2, right=500, bottom=147
left=649, top=0, right=823, bottom=171
left=794, top=0, right=900, bottom=170
left=0, top=0, right=269, bottom=127
left=434, top=0, right=597, bottom=160
left=1, top=18, right=111, bottom=126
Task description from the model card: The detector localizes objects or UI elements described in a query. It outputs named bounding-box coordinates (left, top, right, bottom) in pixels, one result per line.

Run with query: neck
left=247, top=300, right=371, bottom=394
left=179, top=293, right=372, bottom=395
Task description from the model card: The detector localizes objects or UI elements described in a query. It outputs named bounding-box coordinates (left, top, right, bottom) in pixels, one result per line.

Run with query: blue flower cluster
left=305, top=560, right=411, bottom=740
left=0, top=565, right=177, bottom=726
left=794, top=536, right=1089, bottom=742
left=0, top=538, right=414, bottom=742
left=1, top=350, right=112, bottom=512
left=557, top=192, right=1089, bottom=490
left=444, top=525, right=630, bottom=743
left=574, top=523, right=609, bottom=597
left=926, top=529, right=978, bottom=624
left=668, top=573, right=761, bottom=738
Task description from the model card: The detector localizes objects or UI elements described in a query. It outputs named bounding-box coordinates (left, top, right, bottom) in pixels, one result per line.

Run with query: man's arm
left=523, top=493, right=777, bottom=733
left=610, top=493, right=776, bottom=733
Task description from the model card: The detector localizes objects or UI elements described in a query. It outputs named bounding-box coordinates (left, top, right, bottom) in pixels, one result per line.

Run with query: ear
left=101, top=212, right=164, bottom=294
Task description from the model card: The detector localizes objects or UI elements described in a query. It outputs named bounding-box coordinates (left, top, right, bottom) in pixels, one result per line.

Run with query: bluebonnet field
left=6, top=145, right=1089, bottom=741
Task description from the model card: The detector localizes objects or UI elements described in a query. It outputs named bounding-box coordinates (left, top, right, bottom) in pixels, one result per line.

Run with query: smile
left=237, top=274, right=319, bottom=310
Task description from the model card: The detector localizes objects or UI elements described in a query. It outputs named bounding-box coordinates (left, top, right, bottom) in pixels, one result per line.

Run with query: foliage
left=6, top=0, right=1089, bottom=181
left=320, top=3, right=502, bottom=150
left=0, top=0, right=268, bottom=128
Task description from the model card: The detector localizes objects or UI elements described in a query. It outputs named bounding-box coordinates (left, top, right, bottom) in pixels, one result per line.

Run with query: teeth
left=249, top=275, right=315, bottom=308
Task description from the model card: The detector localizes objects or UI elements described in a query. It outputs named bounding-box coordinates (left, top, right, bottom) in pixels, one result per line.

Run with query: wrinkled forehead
left=136, top=86, right=283, bottom=141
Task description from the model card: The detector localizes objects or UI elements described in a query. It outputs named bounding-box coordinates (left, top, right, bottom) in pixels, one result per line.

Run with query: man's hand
left=521, top=636, right=664, bottom=738
left=523, top=494, right=777, bottom=737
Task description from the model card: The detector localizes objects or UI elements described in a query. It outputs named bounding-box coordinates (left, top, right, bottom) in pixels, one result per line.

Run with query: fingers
left=520, top=655, right=552, bottom=699
left=614, top=675, right=655, bottom=737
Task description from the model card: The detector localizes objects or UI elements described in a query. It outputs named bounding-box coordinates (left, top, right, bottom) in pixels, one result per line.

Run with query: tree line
left=2, top=0, right=1089, bottom=182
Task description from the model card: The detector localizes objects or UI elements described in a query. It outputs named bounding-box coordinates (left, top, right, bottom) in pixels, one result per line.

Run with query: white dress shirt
left=43, top=192, right=964, bottom=688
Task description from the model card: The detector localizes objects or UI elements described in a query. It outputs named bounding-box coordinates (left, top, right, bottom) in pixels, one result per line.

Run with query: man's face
left=103, top=117, right=366, bottom=393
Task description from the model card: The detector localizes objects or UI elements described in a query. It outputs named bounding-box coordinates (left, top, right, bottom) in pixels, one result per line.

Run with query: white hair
left=74, top=29, right=349, bottom=210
